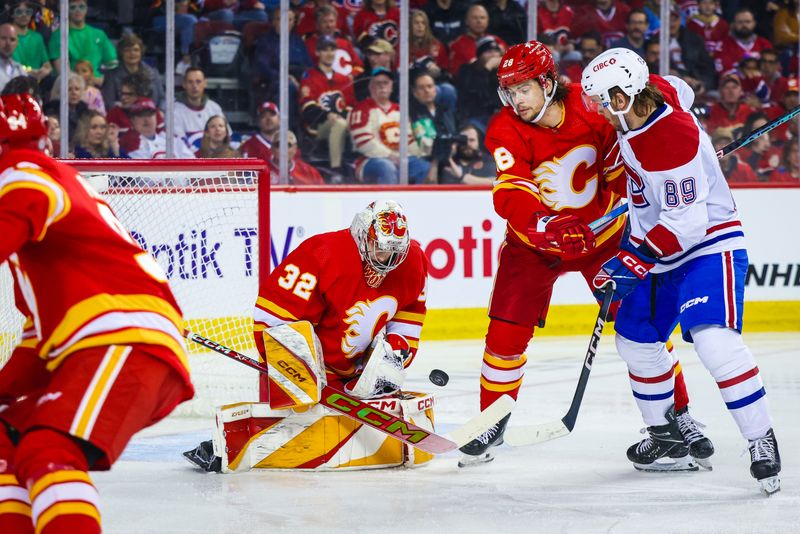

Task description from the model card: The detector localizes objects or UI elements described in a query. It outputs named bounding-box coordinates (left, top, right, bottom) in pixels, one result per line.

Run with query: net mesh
left=0, top=162, right=267, bottom=417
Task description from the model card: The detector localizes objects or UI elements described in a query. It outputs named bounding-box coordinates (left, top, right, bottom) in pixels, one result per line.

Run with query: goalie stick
left=587, top=104, right=800, bottom=231
left=503, top=286, right=614, bottom=447
left=185, top=331, right=514, bottom=455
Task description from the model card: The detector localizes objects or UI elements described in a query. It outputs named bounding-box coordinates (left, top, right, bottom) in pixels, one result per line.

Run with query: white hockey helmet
left=350, top=200, right=410, bottom=287
left=581, top=47, right=649, bottom=127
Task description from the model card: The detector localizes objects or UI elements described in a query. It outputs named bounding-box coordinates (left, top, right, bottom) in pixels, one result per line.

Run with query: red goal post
left=0, top=159, right=271, bottom=416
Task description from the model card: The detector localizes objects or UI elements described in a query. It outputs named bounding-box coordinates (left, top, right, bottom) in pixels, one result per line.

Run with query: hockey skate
left=627, top=406, right=698, bottom=472
left=458, top=414, right=510, bottom=467
left=183, top=440, right=221, bottom=473
left=676, top=406, right=714, bottom=470
left=748, top=428, right=781, bottom=496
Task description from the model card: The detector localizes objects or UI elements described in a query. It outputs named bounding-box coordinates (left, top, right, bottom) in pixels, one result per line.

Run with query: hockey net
left=0, top=159, right=270, bottom=417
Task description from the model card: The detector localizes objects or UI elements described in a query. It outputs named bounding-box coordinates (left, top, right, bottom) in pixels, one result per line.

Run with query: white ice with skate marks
left=95, top=333, right=799, bottom=533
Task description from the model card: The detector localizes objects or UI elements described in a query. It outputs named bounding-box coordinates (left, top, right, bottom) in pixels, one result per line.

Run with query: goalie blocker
left=264, top=321, right=409, bottom=409
left=205, top=321, right=435, bottom=471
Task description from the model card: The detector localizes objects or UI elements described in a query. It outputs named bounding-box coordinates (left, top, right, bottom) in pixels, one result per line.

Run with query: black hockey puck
left=429, top=369, right=449, bottom=387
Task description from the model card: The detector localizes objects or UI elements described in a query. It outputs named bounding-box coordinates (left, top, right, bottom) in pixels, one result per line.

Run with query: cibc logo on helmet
left=592, top=57, right=617, bottom=72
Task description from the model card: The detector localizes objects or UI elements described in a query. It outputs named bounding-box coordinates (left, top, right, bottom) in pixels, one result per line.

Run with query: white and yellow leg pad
left=263, top=321, right=326, bottom=410
left=213, top=391, right=436, bottom=472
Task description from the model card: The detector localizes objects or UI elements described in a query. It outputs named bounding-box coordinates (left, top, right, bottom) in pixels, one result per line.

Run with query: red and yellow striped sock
left=0, top=473, right=33, bottom=534
left=667, top=339, right=689, bottom=411
left=28, top=470, right=101, bottom=534
left=479, top=351, right=527, bottom=410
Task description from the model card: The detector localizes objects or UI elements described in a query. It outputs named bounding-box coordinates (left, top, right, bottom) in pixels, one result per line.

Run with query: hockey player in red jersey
left=458, top=41, right=711, bottom=467
left=0, top=94, right=193, bottom=533
left=253, top=200, right=427, bottom=384
left=184, top=199, right=429, bottom=472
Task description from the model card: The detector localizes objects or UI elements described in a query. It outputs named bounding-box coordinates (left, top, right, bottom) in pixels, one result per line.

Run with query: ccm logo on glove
left=619, top=251, right=651, bottom=279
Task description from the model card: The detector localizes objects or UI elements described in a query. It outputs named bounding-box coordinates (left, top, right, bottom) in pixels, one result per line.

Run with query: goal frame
left=62, top=158, right=271, bottom=404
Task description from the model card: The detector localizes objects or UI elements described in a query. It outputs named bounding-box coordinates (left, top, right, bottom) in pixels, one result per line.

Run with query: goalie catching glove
left=527, top=213, right=595, bottom=255
left=345, top=332, right=410, bottom=399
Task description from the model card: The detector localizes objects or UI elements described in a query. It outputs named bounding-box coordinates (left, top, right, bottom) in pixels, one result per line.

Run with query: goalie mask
left=350, top=200, right=410, bottom=288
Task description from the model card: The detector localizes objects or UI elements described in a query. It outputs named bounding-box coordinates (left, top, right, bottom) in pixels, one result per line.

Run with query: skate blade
left=182, top=450, right=221, bottom=473
left=182, top=450, right=206, bottom=469
left=458, top=451, right=496, bottom=468
left=633, top=456, right=699, bottom=472
left=693, top=457, right=713, bottom=471
left=759, top=476, right=781, bottom=496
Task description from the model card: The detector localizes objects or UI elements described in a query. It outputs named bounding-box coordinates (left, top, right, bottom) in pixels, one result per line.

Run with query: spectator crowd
left=3, top=0, right=799, bottom=184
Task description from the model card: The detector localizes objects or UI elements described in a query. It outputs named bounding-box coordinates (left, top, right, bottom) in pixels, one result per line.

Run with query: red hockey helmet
left=0, top=94, right=48, bottom=149
left=497, top=41, right=557, bottom=90
left=497, top=41, right=559, bottom=122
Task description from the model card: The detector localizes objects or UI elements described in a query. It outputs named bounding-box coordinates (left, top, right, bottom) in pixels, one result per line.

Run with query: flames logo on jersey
left=624, top=163, right=650, bottom=207
left=375, top=211, right=407, bottom=239
left=341, top=296, right=399, bottom=358
left=319, top=91, right=345, bottom=113
left=532, top=145, right=599, bottom=211
left=369, top=21, right=399, bottom=45
left=379, top=121, right=401, bottom=150
left=333, top=50, right=356, bottom=76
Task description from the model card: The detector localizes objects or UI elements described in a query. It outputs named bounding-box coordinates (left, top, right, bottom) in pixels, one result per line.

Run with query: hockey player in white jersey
left=581, top=48, right=780, bottom=495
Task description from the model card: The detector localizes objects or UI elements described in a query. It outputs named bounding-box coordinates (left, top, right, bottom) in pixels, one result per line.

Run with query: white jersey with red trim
left=174, top=98, right=227, bottom=150
left=619, top=75, right=745, bottom=273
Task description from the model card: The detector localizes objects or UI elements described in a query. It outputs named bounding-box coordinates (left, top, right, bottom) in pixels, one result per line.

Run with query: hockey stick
left=503, top=286, right=615, bottom=446
left=185, top=331, right=514, bottom=455
left=589, top=202, right=629, bottom=232
left=587, top=104, right=800, bottom=231
left=716, top=104, right=800, bottom=159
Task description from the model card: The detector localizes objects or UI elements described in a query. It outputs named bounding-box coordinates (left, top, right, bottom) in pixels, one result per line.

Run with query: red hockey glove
left=526, top=213, right=596, bottom=255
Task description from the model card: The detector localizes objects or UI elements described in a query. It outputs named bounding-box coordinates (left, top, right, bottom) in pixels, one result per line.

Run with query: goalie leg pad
left=213, top=392, right=436, bottom=472
left=264, top=321, right=326, bottom=410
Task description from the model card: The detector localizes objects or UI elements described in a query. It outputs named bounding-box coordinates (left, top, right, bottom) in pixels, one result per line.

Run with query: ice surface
left=95, top=333, right=799, bottom=533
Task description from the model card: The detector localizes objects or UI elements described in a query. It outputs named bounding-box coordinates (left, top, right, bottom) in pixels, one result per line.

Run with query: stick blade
left=446, top=394, right=515, bottom=448
left=504, top=420, right=570, bottom=447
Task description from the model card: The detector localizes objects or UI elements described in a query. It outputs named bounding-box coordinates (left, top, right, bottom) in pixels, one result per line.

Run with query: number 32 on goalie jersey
left=277, top=264, right=318, bottom=301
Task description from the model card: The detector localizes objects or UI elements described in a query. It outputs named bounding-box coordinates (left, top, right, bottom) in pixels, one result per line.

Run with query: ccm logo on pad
left=680, top=296, right=709, bottom=313
left=593, top=58, right=617, bottom=71
left=278, top=360, right=307, bottom=382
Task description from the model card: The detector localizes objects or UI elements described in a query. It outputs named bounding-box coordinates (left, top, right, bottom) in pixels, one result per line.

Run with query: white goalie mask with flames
left=350, top=200, right=410, bottom=288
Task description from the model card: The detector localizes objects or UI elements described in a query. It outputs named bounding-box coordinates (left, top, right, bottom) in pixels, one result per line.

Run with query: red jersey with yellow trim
left=485, top=84, right=627, bottom=258
left=253, top=229, right=427, bottom=378
left=0, top=148, right=192, bottom=390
